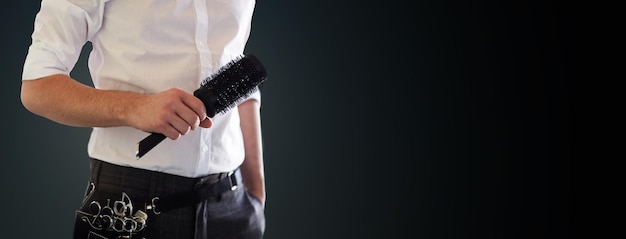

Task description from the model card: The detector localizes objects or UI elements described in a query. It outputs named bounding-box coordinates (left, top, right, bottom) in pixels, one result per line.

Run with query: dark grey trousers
left=73, top=159, right=265, bottom=239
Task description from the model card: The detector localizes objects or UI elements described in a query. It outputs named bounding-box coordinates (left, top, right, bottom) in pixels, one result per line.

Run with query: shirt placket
left=194, top=0, right=212, bottom=176
left=194, top=0, right=211, bottom=80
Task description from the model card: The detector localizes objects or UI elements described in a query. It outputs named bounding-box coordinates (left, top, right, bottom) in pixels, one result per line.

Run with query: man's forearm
left=21, top=74, right=209, bottom=139
left=238, top=99, right=266, bottom=206
left=21, top=74, right=142, bottom=128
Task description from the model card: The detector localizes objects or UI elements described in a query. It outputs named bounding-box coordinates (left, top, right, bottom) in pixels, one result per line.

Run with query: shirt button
left=202, top=145, right=209, bottom=152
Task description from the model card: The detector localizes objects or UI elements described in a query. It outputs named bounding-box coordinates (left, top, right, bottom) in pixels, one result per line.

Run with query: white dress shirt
left=22, top=0, right=259, bottom=177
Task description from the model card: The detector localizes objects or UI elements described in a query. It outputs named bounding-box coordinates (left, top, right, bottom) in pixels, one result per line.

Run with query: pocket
left=244, top=189, right=267, bottom=214
left=244, top=190, right=265, bottom=222
left=74, top=190, right=148, bottom=239
left=245, top=190, right=263, bottom=207
left=242, top=190, right=266, bottom=236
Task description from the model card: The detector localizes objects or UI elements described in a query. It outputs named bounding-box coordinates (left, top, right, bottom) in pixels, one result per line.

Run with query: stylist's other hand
left=128, top=88, right=213, bottom=140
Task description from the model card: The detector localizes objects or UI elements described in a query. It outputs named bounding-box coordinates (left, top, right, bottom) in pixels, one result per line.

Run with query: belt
left=90, top=158, right=242, bottom=214
left=154, top=169, right=242, bottom=213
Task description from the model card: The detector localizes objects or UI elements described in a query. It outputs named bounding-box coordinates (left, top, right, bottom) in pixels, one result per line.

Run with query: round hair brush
left=135, top=54, right=267, bottom=159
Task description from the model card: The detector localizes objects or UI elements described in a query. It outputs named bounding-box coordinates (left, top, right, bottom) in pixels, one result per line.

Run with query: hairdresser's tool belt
left=74, top=159, right=242, bottom=239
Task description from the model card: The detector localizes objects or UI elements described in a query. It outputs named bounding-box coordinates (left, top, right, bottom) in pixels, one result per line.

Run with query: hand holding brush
left=135, top=54, right=267, bottom=159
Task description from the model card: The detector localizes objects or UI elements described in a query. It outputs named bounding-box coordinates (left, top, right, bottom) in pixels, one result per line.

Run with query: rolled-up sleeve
left=244, top=88, right=261, bottom=105
left=22, top=0, right=105, bottom=80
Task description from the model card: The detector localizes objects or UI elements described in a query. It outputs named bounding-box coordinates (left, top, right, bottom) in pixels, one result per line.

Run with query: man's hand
left=129, top=88, right=213, bottom=140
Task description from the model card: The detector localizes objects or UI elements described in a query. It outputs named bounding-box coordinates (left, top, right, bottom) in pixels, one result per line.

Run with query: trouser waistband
left=89, top=158, right=242, bottom=213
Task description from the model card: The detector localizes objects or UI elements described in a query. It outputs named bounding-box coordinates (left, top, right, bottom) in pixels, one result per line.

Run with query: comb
left=135, top=54, right=267, bottom=159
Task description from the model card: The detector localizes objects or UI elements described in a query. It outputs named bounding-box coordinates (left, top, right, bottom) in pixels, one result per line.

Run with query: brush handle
left=135, top=133, right=167, bottom=159
left=135, top=88, right=218, bottom=159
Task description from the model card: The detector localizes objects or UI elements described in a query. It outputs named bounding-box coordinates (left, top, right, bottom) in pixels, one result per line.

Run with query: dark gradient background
left=2, top=1, right=580, bottom=238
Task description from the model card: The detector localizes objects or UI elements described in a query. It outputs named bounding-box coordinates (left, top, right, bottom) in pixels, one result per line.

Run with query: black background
left=1, top=1, right=580, bottom=238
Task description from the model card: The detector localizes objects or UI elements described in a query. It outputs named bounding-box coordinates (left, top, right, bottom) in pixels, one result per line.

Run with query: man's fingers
left=166, top=94, right=210, bottom=138
left=139, top=88, right=209, bottom=139
left=168, top=113, right=192, bottom=135
left=199, top=118, right=213, bottom=128
left=161, top=126, right=182, bottom=140
left=180, top=92, right=208, bottom=121
left=173, top=105, right=201, bottom=131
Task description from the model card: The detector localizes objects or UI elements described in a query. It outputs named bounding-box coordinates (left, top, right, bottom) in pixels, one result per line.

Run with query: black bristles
left=201, top=54, right=267, bottom=115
